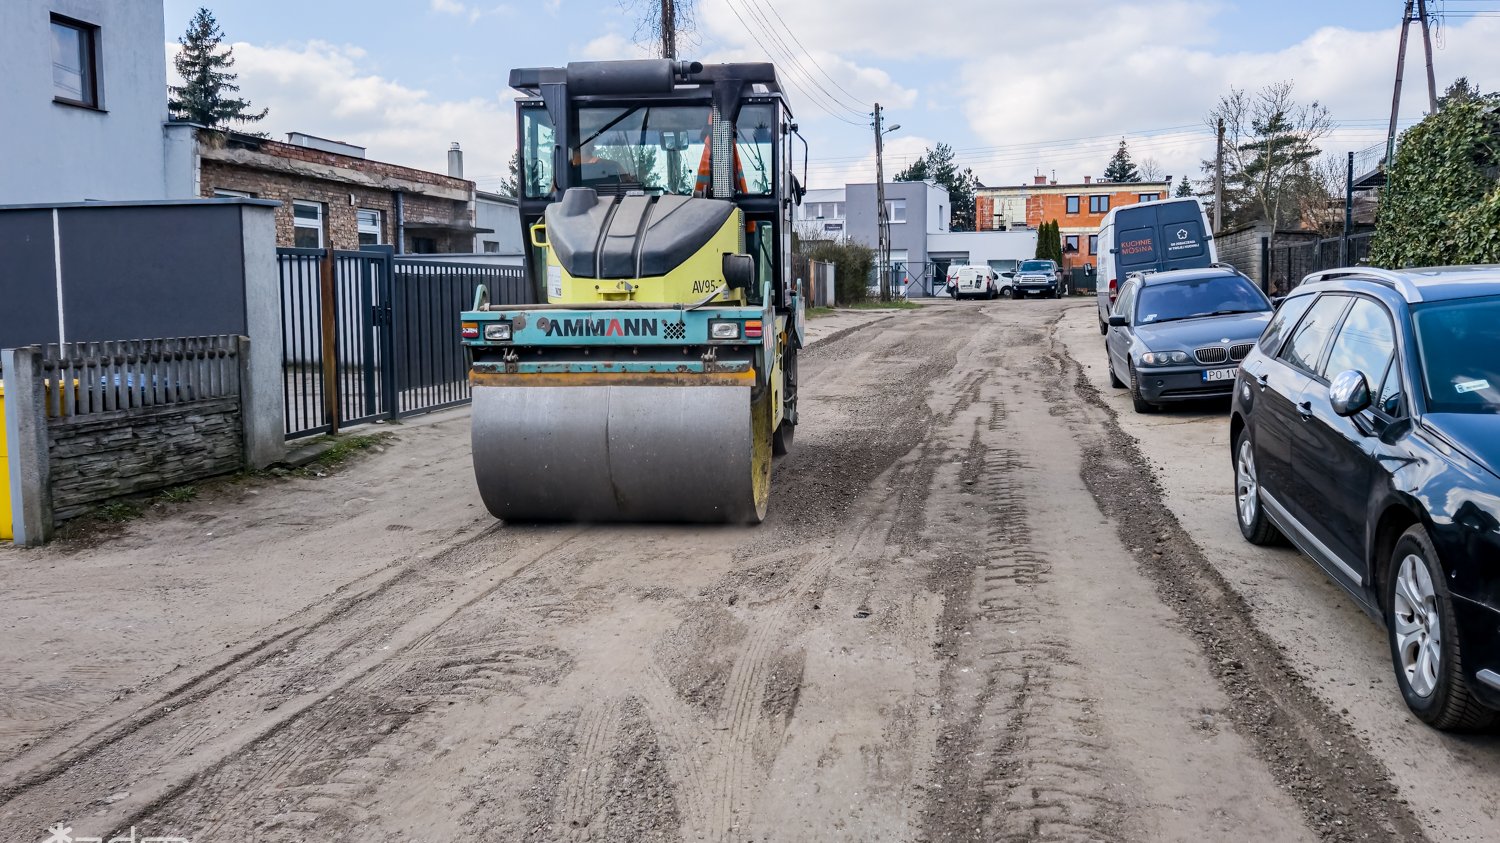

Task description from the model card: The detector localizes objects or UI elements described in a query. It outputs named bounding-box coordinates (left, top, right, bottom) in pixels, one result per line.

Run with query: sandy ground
left=0, top=299, right=1488, bottom=842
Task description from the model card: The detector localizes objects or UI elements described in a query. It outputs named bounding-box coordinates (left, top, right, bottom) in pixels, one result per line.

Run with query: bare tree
left=618, top=0, right=698, bottom=58
left=1298, top=152, right=1350, bottom=236
left=1138, top=157, right=1164, bottom=182
left=1204, top=80, right=1334, bottom=229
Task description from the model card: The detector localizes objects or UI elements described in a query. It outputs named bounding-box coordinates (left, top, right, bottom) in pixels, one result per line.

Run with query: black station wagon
left=1229, top=266, right=1500, bottom=730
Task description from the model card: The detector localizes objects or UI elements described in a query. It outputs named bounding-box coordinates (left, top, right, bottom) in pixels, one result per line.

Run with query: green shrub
left=1370, top=95, right=1500, bottom=267
left=801, top=239, right=875, bottom=304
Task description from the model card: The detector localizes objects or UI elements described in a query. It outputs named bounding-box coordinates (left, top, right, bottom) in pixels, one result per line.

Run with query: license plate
left=1203, top=368, right=1237, bottom=382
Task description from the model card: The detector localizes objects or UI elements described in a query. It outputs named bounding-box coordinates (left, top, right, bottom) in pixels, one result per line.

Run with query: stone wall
left=47, top=398, right=244, bottom=520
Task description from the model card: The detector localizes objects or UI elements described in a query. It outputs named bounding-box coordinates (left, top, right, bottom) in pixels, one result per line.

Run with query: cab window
left=735, top=103, right=775, bottom=196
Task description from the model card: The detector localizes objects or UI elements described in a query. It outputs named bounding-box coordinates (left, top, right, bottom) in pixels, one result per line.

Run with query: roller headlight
left=709, top=320, right=741, bottom=340
left=483, top=322, right=513, bottom=341
left=1139, top=350, right=1191, bottom=366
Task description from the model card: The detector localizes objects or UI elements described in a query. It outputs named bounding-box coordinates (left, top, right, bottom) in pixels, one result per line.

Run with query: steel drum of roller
left=471, top=385, right=772, bottom=523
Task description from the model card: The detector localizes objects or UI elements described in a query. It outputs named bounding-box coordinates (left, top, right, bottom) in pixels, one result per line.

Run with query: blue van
left=1095, top=197, right=1215, bottom=332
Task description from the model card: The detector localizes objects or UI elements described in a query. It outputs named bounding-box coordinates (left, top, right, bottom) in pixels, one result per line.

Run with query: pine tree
left=169, top=8, right=267, bottom=132
left=894, top=142, right=981, bottom=231
left=1175, top=177, right=1194, bottom=198
left=1102, top=139, right=1141, bottom=182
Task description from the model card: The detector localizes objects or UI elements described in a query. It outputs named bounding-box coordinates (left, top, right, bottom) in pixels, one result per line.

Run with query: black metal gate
left=277, top=248, right=532, bottom=438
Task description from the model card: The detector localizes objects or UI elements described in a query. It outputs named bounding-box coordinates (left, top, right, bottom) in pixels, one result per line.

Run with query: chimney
left=448, top=142, right=464, bottom=179
left=1050, top=169, right=1057, bottom=185
left=1032, top=174, right=1047, bottom=185
left=1084, top=175, right=1092, bottom=185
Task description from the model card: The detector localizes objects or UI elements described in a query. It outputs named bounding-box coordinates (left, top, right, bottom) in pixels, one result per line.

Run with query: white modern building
left=0, top=0, right=192, bottom=203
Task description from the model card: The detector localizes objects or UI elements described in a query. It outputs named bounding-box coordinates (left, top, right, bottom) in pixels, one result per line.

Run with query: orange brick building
left=976, top=174, right=1172, bottom=272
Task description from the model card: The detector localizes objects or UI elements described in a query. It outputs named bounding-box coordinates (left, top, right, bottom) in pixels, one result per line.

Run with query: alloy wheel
left=1236, top=438, right=1259, bottom=528
left=1393, top=553, right=1442, bottom=698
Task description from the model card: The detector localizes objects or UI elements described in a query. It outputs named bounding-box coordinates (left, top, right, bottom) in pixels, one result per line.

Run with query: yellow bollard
left=1, top=381, right=11, bottom=541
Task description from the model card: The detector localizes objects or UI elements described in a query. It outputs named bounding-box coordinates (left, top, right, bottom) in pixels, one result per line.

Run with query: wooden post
left=320, top=247, right=340, bottom=434
left=3, top=347, right=54, bottom=546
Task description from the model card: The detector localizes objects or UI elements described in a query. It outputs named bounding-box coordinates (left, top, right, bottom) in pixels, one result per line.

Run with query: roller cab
left=462, top=59, right=806, bottom=523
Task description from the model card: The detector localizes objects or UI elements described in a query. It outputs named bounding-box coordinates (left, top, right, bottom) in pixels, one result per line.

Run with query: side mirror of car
left=1108, top=315, right=1128, bottom=327
left=1271, top=296, right=1287, bottom=309
left=1329, top=369, right=1372, bottom=417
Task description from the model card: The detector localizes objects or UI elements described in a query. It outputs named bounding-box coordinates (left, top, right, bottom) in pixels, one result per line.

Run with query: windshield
left=1018, top=261, right=1052, bottom=272
left=1413, top=295, right=1500, bottom=414
left=1134, top=274, right=1271, bottom=324
left=570, top=104, right=774, bottom=196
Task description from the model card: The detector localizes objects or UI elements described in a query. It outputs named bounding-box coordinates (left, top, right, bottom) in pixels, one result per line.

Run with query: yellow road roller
left=461, top=59, right=807, bottom=523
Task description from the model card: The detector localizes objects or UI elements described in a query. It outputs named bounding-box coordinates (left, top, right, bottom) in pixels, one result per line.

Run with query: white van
left=1096, top=197, right=1216, bottom=331
left=948, top=264, right=1002, bottom=300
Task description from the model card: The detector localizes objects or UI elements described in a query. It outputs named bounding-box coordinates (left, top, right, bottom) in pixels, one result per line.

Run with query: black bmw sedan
left=1229, top=266, right=1500, bottom=730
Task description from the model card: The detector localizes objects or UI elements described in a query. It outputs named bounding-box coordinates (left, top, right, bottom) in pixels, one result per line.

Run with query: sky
left=161, top=0, right=1500, bottom=194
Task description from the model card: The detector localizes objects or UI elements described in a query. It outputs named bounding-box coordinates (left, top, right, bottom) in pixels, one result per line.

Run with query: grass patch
left=846, top=299, right=923, bottom=310
left=159, top=485, right=198, bottom=504
left=97, top=500, right=143, bottom=523
left=806, top=306, right=835, bottom=319
left=307, top=432, right=392, bottom=472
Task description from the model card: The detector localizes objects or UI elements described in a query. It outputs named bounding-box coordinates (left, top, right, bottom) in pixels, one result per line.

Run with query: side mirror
left=1271, top=295, right=1287, bottom=309
left=723, top=254, right=755, bottom=290
left=1329, top=369, right=1372, bottom=417
left=1108, top=315, right=1128, bottom=327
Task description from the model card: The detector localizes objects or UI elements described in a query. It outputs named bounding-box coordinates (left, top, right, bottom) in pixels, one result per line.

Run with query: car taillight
left=1108, top=278, right=1118, bottom=304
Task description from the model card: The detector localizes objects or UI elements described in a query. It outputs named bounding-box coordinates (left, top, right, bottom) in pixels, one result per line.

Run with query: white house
left=0, top=0, right=194, bottom=203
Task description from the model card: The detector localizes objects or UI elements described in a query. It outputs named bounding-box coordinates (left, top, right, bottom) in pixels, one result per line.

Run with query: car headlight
left=483, top=322, right=513, bottom=341
left=1139, top=350, right=1191, bottom=366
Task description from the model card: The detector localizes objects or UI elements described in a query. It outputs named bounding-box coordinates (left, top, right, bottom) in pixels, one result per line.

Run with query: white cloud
left=172, top=40, right=515, bottom=191
left=429, top=0, right=512, bottom=24
left=580, top=32, right=656, bottom=61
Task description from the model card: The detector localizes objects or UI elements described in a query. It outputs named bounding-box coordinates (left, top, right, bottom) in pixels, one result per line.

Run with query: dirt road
left=1, top=299, right=1487, bottom=842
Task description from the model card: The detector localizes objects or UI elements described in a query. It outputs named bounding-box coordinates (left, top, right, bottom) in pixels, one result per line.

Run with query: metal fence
left=39, top=336, right=240, bottom=418
left=1267, top=232, right=1377, bottom=295
left=276, top=248, right=533, bottom=438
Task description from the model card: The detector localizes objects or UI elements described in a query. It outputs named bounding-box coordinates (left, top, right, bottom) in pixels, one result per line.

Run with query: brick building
left=976, top=174, right=1172, bottom=272
left=190, top=130, right=481, bottom=253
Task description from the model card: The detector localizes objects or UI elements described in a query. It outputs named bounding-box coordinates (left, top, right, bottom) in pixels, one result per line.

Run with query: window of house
left=51, top=15, right=100, bottom=108
left=213, top=189, right=254, bottom=199
left=413, top=236, right=438, bottom=254
left=1088, top=234, right=1098, bottom=255
left=886, top=198, right=907, bottom=223
left=1089, top=195, right=1110, bottom=214
left=833, top=202, right=844, bottom=218
left=1065, top=235, right=1079, bottom=253
left=292, top=200, right=324, bottom=249
left=482, top=240, right=500, bottom=253
left=1138, top=193, right=1159, bottom=203
left=1065, top=195, right=1080, bottom=214
left=357, top=208, right=383, bottom=246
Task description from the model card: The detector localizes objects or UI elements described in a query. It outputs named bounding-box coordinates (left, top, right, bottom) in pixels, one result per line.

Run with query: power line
left=726, top=0, right=866, bottom=116
left=761, top=0, right=872, bottom=108
left=721, top=0, right=867, bottom=122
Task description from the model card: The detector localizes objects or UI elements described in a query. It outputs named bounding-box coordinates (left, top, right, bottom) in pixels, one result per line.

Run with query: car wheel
left=1128, top=363, right=1157, bottom=413
left=1233, top=432, right=1281, bottom=545
left=1098, top=314, right=1109, bottom=335
left=1386, top=526, right=1499, bottom=730
left=1107, top=353, right=1125, bottom=388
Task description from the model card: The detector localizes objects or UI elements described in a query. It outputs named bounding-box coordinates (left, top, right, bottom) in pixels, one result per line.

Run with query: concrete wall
left=48, top=398, right=243, bottom=519
left=0, top=0, right=171, bottom=203
left=845, top=181, right=941, bottom=273
left=475, top=193, right=523, bottom=255
left=927, top=230, right=1040, bottom=267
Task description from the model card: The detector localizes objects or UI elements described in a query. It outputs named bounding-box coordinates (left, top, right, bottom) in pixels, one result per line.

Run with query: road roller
left=460, top=59, right=807, bottom=523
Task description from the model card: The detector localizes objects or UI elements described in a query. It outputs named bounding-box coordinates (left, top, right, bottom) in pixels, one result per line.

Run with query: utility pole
left=1386, top=0, right=1415, bottom=167
left=1213, top=117, right=1224, bottom=234
left=1342, top=151, right=1354, bottom=265
left=1416, top=0, right=1438, bottom=113
left=660, top=0, right=676, bottom=59
left=874, top=102, right=890, bottom=302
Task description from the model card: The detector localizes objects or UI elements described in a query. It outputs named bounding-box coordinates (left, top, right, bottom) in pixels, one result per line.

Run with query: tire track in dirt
left=1046, top=302, right=1429, bottom=842
left=0, top=526, right=587, bottom=842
